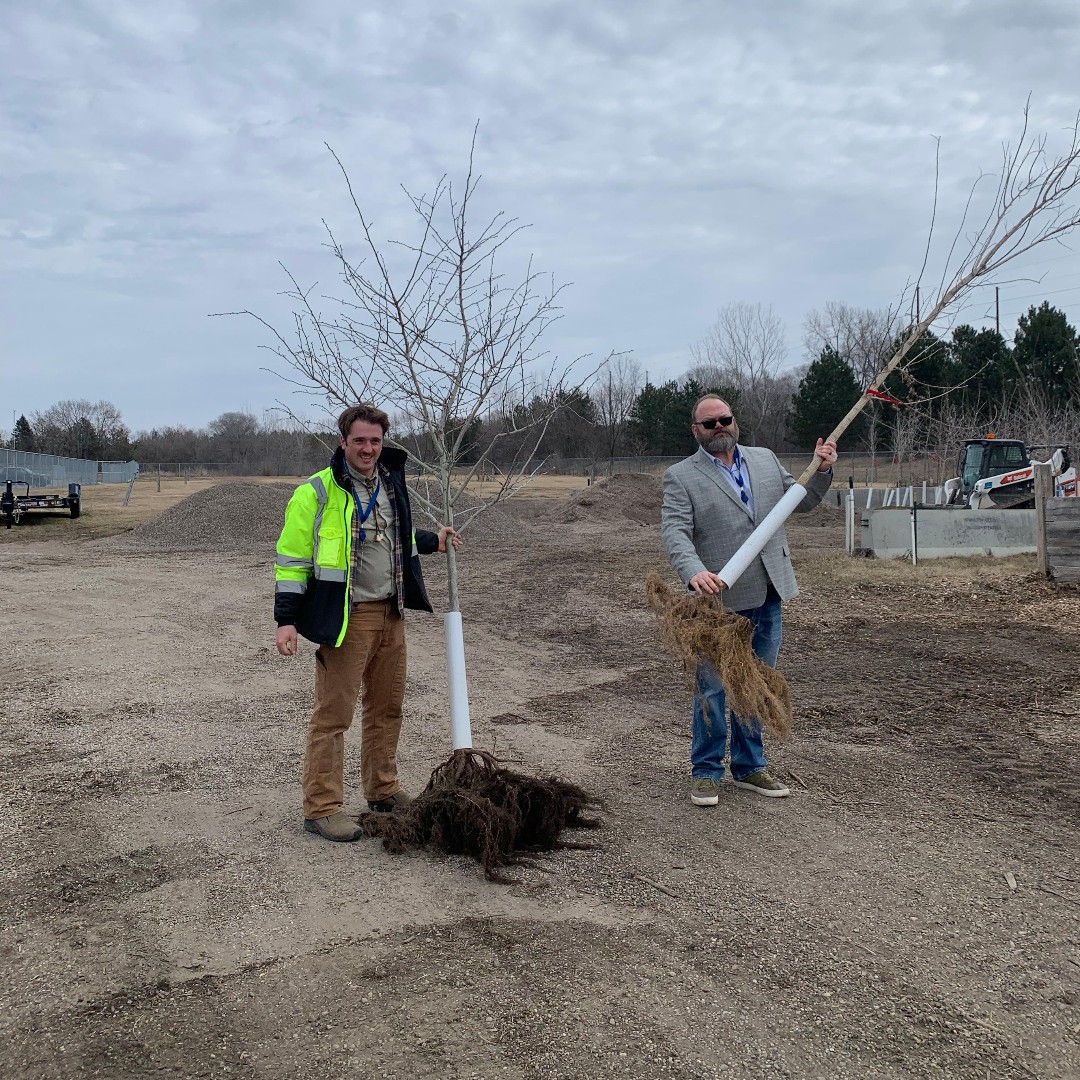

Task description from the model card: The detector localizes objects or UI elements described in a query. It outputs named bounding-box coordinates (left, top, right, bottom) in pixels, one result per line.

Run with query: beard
left=697, top=421, right=739, bottom=454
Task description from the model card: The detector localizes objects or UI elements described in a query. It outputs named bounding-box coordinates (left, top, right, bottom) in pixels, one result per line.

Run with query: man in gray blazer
left=661, top=394, right=837, bottom=807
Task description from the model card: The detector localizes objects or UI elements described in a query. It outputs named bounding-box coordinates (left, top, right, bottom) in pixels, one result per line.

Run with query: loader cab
left=958, top=439, right=1029, bottom=501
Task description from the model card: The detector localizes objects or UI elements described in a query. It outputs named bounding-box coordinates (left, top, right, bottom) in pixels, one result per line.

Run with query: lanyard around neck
left=353, top=475, right=380, bottom=542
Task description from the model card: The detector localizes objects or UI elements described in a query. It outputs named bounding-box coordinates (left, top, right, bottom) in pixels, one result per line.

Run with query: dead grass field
left=2, top=476, right=1078, bottom=1080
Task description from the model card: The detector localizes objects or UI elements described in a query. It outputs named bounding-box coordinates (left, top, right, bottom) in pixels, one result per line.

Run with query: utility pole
left=915, top=285, right=920, bottom=323
left=995, top=287, right=1000, bottom=335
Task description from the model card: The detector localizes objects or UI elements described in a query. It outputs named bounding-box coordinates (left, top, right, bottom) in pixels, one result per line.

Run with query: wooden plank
left=1034, top=463, right=1053, bottom=576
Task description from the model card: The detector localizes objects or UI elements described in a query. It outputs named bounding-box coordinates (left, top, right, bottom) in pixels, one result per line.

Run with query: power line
left=990, top=283, right=1080, bottom=305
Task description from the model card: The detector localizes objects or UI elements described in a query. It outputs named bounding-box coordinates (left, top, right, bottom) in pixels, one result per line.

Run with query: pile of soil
left=788, top=502, right=844, bottom=527
left=556, top=473, right=663, bottom=526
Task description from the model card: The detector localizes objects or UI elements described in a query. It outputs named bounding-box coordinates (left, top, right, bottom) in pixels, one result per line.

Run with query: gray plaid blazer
left=660, top=445, right=833, bottom=611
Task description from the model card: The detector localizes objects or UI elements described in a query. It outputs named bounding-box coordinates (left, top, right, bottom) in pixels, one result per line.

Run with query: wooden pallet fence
left=1044, top=497, right=1080, bottom=583
left=1036, top=462, right=1080, bottom=582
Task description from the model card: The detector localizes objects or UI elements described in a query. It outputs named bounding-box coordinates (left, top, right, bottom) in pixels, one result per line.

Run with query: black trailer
left=1, top=481, right=81, bottom=527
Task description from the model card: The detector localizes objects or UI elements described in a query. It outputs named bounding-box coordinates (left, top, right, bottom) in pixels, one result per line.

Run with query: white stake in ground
left=441, top=533, right=473, bottom=749
left=445, top=608, right=472, bottom=749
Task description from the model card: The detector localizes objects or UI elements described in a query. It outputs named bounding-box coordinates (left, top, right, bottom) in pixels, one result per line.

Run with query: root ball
left=360, top=749, right=602, bottom=881
left=645, top=571, right=792, bottom=739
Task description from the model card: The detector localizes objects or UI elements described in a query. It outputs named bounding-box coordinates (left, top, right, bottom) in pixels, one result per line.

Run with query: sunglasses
left=695, top=415, right=734, bottom=430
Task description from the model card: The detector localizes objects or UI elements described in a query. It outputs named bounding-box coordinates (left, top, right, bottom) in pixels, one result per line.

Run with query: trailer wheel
left=70, top=500, right=81, bottom=519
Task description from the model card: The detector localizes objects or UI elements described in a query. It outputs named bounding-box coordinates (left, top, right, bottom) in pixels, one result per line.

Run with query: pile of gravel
left=124, top=481, right=298, bottom=552
left=556, top=472, right=663, bottom=526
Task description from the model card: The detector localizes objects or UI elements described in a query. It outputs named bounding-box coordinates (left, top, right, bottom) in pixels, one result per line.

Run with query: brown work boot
left=303, top=812, right=363, bottom=842
left=366, top=789, right=413, bottom=814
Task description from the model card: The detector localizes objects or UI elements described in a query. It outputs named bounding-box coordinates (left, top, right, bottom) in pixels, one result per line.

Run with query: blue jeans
left=691, top=586, right=783, bottom=782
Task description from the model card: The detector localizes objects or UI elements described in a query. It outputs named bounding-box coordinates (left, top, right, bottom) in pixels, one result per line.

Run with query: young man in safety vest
left=274, top=403, right=460, bottom=842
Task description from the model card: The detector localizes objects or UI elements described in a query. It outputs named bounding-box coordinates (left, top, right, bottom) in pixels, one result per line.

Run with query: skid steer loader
left=942, top=438, right=1078, bottom=509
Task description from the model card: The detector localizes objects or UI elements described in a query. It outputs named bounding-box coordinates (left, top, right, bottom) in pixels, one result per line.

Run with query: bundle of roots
left=360, top=748, right=602, bottom=881
left=645, top=571, right=792, bottom=739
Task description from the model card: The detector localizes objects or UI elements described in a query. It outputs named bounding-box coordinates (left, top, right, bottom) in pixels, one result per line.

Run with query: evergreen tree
left=1012, top=302, right=1080, bottom=401
left=948, top=325, right=1011, bottom=413
left=627, top=378, right=737, bottom=456
left=11, top=415, right=34, bottom=451
left=789, top=347, right=863, bottom=450
left=68, top=417, right=103, bottom=459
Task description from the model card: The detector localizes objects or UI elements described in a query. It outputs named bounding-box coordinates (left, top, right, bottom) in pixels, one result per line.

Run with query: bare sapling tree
left=804, top=106, right=1080, bottom=486
left=651, top=103, right=1080, bottom=738
left=589, top=352, right=642, bottom=471
left=231, top=132, right=611, bottom=879
left=231, top=131, right=598, bottom=618
left=689, top=301, right=787, bottom=445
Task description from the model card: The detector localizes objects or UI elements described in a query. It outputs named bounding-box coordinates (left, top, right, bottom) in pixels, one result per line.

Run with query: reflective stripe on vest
left=276, top=554, right=313, bottom=568
left=309, top=475, right=329, bottom=566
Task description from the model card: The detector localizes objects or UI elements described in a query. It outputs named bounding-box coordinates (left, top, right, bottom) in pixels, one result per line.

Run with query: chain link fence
left=1, top=450, right=139, bottom=487
left=138, top=459, right=328, bottom=480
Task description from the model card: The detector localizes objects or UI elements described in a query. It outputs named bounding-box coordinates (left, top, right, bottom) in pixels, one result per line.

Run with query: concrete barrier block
left=860, top=507, right=1037, bottom=560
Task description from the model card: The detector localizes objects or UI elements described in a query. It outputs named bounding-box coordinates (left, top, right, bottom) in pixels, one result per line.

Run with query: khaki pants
left=302, top=600, right=407, bottom=818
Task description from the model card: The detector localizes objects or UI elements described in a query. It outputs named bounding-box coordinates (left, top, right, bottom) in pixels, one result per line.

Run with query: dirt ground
left=1, top=476, right=1078, bottom=1080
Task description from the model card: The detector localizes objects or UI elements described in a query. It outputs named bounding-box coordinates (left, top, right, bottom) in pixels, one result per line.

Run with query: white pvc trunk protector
left=444, top=611, right=473, bottom=749
left=714, top=483, right=807, bottom=589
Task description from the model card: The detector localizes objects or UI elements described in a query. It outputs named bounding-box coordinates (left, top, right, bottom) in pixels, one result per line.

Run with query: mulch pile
left=556, top=473, right=663, bottom=526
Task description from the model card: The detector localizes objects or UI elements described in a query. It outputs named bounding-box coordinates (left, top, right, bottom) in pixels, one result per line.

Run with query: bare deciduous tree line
left=13, top=293, right=1077, bottom=480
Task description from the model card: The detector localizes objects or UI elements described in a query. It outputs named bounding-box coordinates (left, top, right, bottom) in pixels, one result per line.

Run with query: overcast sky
left=3, top=0, right=1080, bottom=434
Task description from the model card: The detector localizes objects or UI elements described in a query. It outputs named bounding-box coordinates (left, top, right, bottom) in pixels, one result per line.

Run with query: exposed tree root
left=645, top=571, right=792, bottom=739
left=360, top=749, right=602, bottom=881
